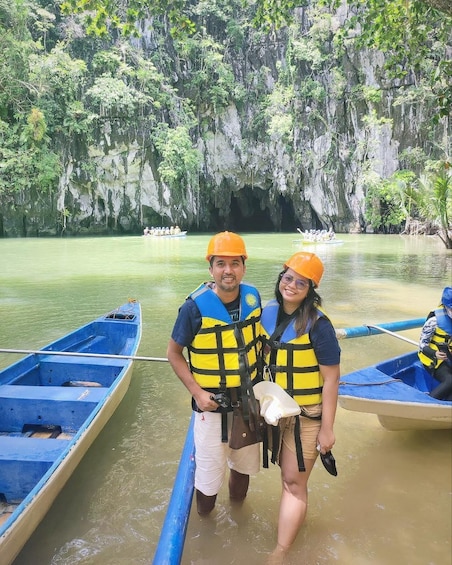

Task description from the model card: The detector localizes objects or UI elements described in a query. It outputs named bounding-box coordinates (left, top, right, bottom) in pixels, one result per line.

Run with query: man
left=418, top=286, right=452, bottom=400
left=167, top=231, right=262, bottom=515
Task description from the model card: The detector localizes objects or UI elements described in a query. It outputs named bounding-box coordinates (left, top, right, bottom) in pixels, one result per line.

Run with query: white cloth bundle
left=253, top=381, right=301, bottom=425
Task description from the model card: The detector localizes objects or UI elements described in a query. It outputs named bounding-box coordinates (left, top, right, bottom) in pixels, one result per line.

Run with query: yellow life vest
left=418, top=307, right=452, bottom=370
left=188, top=283, right=261, bottom=389
left=261, top=299, right=323, bottom=405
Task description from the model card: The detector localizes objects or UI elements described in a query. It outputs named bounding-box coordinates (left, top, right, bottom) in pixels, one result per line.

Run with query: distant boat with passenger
left=143, top=226, right=187, bottom=238
left=295, top=228, right=343, bottom=245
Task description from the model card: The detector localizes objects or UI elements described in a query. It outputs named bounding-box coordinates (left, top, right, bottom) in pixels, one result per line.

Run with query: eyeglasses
left=281, top=273, right=309, bottom=290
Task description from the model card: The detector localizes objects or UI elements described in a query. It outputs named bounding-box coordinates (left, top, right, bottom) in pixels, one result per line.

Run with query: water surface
left=1, top=233, right=450, bottom=565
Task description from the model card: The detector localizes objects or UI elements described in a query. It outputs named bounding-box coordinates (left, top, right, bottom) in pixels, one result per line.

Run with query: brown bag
left=229, top=403, right=266, bottom=450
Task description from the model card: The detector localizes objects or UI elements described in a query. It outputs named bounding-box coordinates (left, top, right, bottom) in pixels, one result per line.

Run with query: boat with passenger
left=294, top=228, right=343, bottom=245
left=338, top=351, right=452, bottom=430
left=143, top=226, right=187, bottom=237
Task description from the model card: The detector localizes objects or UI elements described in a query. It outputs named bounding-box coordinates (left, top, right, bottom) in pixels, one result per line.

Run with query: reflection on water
left=1, top=234, right=451, bottom=565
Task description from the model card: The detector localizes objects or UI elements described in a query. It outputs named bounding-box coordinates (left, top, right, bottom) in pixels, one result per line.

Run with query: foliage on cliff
left=0, top=0, right=450, bottom=241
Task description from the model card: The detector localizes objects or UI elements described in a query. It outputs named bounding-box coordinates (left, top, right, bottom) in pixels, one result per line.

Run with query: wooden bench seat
left=0, top=384, right=108, bottom=402
left=0, top=436, right=71, bottom=502
left=0, top=385, right=109, bottom=433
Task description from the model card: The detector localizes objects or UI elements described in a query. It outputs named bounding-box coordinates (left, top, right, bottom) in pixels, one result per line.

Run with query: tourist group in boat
left=299, top=228, right=337, bottom=242
left=143, top=225, right=185, bottom=237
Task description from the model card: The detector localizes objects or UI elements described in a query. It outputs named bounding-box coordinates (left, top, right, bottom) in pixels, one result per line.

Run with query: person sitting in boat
left=418, top=286, right=452, bottom=401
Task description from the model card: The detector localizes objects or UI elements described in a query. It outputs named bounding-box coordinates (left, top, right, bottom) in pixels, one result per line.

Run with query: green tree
left=364, top=170, right=418, bottom=233
left=152, top=123, right=201, bottom=201
left=335, top=0, right=452, bottom=122
left=60, top=1, right=451, bottom=122
left=417, top=162, right=452, bottom=248
left=0, top=110, right=61, bottom=198
left=364, top=164, right=452, bottom=247
left=0, top=2, right=61, bottom=202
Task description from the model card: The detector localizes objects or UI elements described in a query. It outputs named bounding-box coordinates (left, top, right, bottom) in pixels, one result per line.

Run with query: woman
left=261, top=251, right=341, bottom=562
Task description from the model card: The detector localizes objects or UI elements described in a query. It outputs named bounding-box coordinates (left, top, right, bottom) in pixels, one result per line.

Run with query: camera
left=210, top=392, right=230, bottom=408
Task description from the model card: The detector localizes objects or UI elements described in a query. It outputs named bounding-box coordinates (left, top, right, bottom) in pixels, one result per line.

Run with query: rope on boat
left=339, top=378, right=403, bottom=386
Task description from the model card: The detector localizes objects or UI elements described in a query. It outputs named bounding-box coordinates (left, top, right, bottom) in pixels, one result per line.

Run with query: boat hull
left=144, top=231, right=187, bottom=238
left=339, top=351, right=452, bottom=431
left=0, top=302, right=142, bottom=565
left=293, top=239, right=343, bottom=245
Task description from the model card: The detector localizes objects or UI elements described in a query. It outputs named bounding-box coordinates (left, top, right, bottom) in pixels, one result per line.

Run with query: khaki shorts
left=194, top=411, right=261, bottom=496
left=271, top=404, right=322, bottom=464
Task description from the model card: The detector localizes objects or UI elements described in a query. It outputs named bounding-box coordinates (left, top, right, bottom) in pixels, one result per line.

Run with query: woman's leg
left=275, top=448, right=316, bottom=551
left=431, top=363, right=452, bottom=400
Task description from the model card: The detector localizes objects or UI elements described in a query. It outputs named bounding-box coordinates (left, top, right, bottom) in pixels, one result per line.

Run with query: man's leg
left=194, top=412, right=225, bottom=515
left=196, top=489, right=217, bottom=515
left=229, top=469, right=249, bottom=501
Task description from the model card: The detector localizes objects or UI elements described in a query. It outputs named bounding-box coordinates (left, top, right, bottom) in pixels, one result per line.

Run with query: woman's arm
left=317, top=363, right=340, bottom=453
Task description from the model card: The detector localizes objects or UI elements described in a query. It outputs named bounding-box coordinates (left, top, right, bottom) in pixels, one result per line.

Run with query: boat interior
left=0, top=318, right=138, bottom=519
left=376, top=352, right=437, bottom=393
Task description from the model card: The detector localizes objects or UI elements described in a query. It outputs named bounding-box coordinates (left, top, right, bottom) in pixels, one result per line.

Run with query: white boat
left=300, top=238, right=343, bottom=245
left=144, top=229, right=187, bottom=238
left=295, top=228, right=343, bottom=245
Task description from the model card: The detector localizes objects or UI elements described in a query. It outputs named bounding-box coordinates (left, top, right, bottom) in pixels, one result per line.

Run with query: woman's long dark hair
left=275, top=270, right=322, bottom=336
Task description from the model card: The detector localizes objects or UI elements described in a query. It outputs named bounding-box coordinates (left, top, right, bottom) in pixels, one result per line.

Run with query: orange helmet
left=206, top=231, right=248, bottom=261
left=284, top=252, right=324, bottom=287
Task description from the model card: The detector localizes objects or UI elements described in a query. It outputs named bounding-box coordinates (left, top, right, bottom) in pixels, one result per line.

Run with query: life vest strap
left=271, top=364, right=319, bottom=374
left=189, top=362, right=258, bottom=377
left=291, top=386, right=323, bottom=397
left=272, top=342, right=313, bottom=351
left=270, top=425, right=280, bottom=466
left=294, top=416, right=306, bottom=472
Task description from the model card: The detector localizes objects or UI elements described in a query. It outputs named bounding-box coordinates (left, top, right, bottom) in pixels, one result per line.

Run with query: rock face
left=0, top=4, right=448, bottom=236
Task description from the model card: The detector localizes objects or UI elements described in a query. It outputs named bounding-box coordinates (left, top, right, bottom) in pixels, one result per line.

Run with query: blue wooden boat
left=0, top=301, right=142, bottom=565
left=152, top=414, right=195, bottom=565
left=339, top=351, right=452, bottom=431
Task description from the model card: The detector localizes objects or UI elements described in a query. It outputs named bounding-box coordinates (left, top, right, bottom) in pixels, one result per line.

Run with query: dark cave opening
left=201, top=186, right=323, bottom=233
left=222, top=188, right=300, bottom=233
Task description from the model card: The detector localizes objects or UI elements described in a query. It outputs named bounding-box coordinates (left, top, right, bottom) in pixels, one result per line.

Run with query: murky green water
left=1, top=233, right=451, bottom=565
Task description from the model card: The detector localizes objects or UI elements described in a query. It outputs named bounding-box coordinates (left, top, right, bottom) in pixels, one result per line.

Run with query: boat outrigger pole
left=0, top=348, right=169, bottom=363
left=365, top=325, right=419, bottom=347
left=335, top=318, right=424, bottom=340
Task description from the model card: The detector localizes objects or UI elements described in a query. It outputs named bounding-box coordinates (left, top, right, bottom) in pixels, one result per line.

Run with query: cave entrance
left=228, top=188, right=298, bottom=232
left=203, top=186, right=300, bottom=233
left=229, top=191, right=271, bottom=232
left=278, top=195, right=298, bottom=232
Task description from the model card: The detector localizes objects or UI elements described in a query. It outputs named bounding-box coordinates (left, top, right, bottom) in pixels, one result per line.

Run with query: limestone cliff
left=1, top=2, right=449, bottom=236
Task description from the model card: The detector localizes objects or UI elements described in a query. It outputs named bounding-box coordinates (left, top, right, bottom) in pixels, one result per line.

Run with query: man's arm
left=167, top=338, right=218, bottom=412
